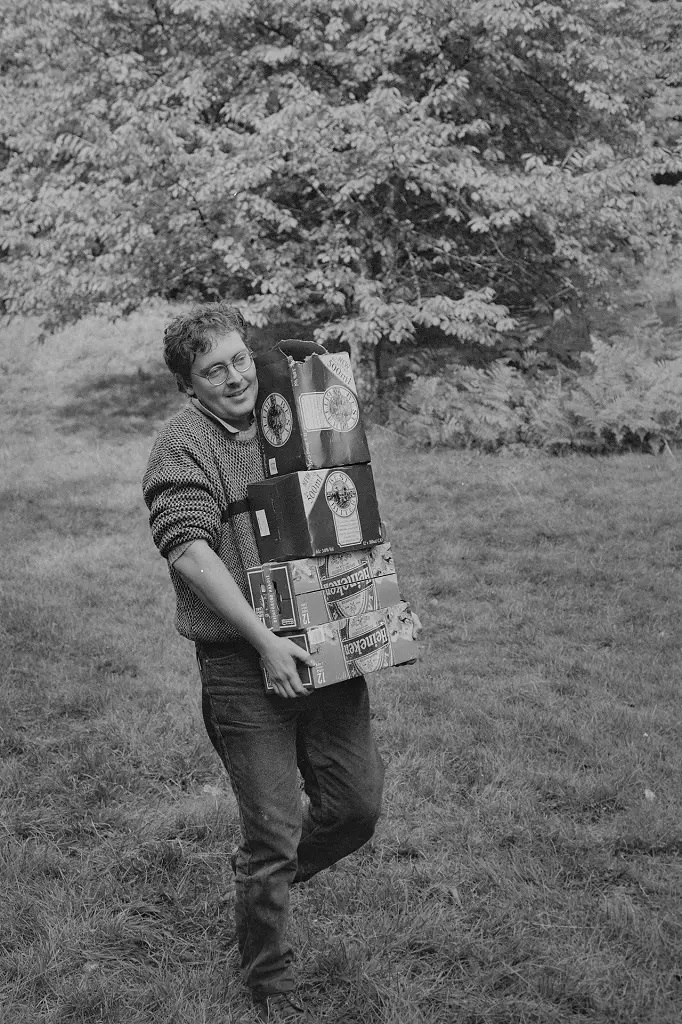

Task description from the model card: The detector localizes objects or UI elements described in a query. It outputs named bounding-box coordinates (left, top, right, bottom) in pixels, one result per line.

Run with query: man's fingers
left=270, top=676, right=295, bottom=699
left=273, top=677, right=310, bottom=699
left=262, top=639, right=316, bottom=696
left=269, top=663, right=312, bottom=698
left=287, top=672, right=311, bottom=696
left=290, top=646, right=317, bottom=668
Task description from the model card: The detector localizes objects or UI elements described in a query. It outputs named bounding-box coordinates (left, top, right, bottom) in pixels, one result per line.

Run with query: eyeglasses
left=195, top=349, right=254, bottom=386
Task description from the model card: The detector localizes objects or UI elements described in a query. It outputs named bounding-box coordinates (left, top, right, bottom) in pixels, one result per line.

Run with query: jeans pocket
left=199, top=650, right=294, bottom=731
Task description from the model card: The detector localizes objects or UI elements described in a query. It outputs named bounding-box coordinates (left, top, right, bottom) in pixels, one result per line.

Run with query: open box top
left=255, top=341, right=370, bottom=476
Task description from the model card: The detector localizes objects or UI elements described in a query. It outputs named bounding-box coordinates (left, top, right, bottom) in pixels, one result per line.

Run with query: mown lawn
left=1, top=311, right=681, bottom=1024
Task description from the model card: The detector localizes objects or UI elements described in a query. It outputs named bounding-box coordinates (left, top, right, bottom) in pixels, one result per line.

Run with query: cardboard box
left=248, top=463, right=382, bottom=561
left=256, top=347, right=370, bottom=476
left=261, top=602, right=419, bottom=691
left=246, top=541, right=400, bottom=630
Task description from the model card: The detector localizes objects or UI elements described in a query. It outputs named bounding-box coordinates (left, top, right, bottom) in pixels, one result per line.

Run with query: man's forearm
left=172, top=540, right=274, bottom=653
left=173, top=539, right=315, bottom=699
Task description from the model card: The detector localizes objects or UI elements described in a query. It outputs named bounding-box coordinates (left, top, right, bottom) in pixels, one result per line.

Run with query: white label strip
left=256, top=509, right=270, bottom=537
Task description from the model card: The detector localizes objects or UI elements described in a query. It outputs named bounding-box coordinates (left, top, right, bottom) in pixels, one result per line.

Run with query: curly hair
left=163, top=302, right=248, bottom=391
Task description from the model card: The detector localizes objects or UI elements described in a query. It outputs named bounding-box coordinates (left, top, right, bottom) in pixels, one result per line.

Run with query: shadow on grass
left=57, top=365, right=185, bottom=437
left=55, top=322, right=322, bottom=438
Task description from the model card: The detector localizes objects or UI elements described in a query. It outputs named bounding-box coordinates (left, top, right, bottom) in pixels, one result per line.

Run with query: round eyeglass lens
left=206, top=366, right=228, bottom=385
left=205, top=350, right=252, bottom=386
left=233, top=349, right=252, bottom=371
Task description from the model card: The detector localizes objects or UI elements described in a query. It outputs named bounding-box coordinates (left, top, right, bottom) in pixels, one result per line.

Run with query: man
left=142, top=302, right=385, bottom=1022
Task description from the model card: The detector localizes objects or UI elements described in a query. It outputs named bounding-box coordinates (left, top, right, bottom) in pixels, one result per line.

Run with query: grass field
left=1, top=308, right=681, bottom=1023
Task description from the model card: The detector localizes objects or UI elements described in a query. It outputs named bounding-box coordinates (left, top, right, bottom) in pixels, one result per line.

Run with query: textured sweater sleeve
left=142, top=433, right=222, bottom=559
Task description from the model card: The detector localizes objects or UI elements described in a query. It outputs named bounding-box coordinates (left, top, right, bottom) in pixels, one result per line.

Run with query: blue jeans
left=196, top=639, right=385, bottom=998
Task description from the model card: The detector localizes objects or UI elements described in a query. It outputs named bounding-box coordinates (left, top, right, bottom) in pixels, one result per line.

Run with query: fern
left=390, top=340, right=682, bottom=452
left=564, top=340, right=682, bottom=449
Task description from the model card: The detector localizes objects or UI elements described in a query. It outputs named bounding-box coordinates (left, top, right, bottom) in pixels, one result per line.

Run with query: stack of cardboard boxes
left=246, top=345, right=419, bottom=691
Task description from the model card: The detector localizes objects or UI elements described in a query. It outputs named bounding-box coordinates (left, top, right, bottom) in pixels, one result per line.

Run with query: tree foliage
left=2, top=0, right=681, bottom=401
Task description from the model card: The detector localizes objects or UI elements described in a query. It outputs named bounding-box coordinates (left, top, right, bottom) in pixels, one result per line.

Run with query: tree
left=2, top=0, right=681, bottom=404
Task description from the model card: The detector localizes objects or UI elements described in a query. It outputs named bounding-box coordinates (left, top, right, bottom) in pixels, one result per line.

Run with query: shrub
left=390, top=339, right=682, bottom=453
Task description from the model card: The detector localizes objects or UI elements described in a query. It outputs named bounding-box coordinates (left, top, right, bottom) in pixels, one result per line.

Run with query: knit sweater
left=142, top=403, right=266, bottom=643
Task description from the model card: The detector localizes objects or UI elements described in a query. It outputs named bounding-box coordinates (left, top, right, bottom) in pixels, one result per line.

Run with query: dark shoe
left=253, top=991, right=306, bottom=1022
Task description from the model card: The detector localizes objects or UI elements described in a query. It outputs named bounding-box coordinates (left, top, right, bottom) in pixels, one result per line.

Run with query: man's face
left=186, top=330, right=258, bottom=428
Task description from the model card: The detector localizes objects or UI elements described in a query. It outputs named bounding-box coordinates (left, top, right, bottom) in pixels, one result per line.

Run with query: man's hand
left=258, top=634, right=318, bottom=699
left=172, top=541, right=318, bottom=697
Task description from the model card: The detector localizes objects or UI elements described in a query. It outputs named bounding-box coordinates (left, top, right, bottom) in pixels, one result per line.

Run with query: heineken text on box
left=260, top=602, right=419, bottom=690
left=246, top=541, right=399, bottom=630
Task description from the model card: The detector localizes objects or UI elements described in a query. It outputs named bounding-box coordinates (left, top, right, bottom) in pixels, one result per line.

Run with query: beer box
left=261, top=602, right=419, bottom=691
left=248, top=463, right=382, bottom=562
left=255, top=346, right=370, bottom=476
left=246, top=541, right=399, bottom=630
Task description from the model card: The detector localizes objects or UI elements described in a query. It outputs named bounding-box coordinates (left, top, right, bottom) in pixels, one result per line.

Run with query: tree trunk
left=348, top=335, right=379, bottom=415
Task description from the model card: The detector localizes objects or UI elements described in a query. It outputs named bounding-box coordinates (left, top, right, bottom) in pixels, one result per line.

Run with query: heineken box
left=248, top=463, right=382, bottom=562
left=246, top=541, right=400, bottom=631
left=255, top=344, right=370, bottom=476
left=260, top=602, right=419, bottom=691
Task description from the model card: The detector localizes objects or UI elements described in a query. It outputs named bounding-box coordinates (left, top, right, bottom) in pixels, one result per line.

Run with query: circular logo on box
left=261, top=393, right=292, bottom=447
left=322, top=385, right=359, bottom=432
left=324, top=471, right=358, bottom=518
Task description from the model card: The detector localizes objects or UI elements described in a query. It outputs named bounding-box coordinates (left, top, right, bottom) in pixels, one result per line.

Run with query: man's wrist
left=248, top=625, right=280, bottom=657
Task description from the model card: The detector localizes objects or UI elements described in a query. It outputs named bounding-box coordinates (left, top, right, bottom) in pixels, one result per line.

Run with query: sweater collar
left=190, top=398, right=257, bottom=439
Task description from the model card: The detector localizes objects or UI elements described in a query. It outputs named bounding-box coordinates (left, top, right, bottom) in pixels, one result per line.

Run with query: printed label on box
left=322, top=563, right=372, bottom=606
left=298, top=387, right=359, bottom=433
left=297, top=392, right=326, bottom=432
left=300, top=470, right=325, bottom=516
left=322, top=352, right=355, bottom=389
left=323, top=385, right=360, bottom=431
left=260, top=393, right=293, bottom=447
left=324, top=471, right=361, bottom=547
left=334, top=514, right=362, bottom=547
left=260, top=602, right=419, bottom=691
left=341, top=619, right=393, bottom=674
left=308, top=626, right=327, bottom=649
